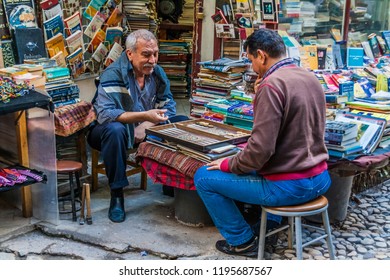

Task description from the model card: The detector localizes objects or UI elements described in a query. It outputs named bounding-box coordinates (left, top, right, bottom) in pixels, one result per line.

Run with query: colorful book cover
left=66, top=47, right=85, bottom=78
left=63, top=11, right=82, bottom=37
left=40, top=0, right=63, bottom=20
left=51, top=51, right=66, bottom=67
left=104, top=26, right=123, bottom=50
left=45, top=33, right=68, bottom=57
left=330, top=28, right=342, bottom=42
left=3, top=0, right=37, bottom=29
left=361, top=41, right=375, bottom=60
left=87, top=29, right=106, bottom=53
left=12, top=27, right=47, bottom=64
left=356, top=77, right=375, bottom=97
left=346, top=47, right=364, bottom=68
left=317, top=47, right=327, bottom=70
left=82, top=0, right=107, bottom=21
left=382, top=30, right=390, bottom=50
left=43, top=14, right=64, bottom=39
left=368, top=33, right=382, bottom=58
left=65, top=30, right=83, bottom=53
left=105, top=6, right=123, bottom=28
left=84, top=11, right=107, bottom=39
left=104, top=42, right=122, bottom=67
left=91, top=42, right=108, bottom=63
left=43, top=66, right=70, bottom=79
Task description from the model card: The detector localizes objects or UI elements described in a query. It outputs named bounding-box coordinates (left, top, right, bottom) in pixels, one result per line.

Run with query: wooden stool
left=91, top=149, right=147, bottom=192
left=258, top=195, right=336, bottom=260
left=57, top=160, right=83, bottom=222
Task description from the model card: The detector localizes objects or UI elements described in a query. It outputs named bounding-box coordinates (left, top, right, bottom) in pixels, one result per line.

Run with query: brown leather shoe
left=215, top=237, right=258, bottom=258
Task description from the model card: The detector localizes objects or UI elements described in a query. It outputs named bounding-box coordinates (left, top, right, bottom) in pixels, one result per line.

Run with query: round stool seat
left=57, top=160, right=83, bottom=173
left=264, top=195, right=328, bottom=213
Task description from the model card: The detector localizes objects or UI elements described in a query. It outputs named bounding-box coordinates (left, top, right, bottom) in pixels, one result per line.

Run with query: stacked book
left=191, top=58, right=247, bottom=117
left=158, top=40, right=190, bottom=98
left=226, top=102, right=254, bottom=130
left=43, top=67, right=80, bottom=108
left=123, top=0, right=158, bottom=33
left=325, top=120, right=362, bottom=158
left=178, top=0, right=195, bottom=25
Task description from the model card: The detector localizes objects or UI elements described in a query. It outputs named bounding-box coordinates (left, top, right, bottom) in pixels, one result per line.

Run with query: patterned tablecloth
left=136, top=142, right=205, bottom=190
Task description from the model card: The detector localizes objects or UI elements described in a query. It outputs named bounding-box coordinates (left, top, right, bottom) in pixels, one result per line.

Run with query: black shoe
left=215, top=236, right=258, bottom=258
left=251, top=220, right=280, bottom=236
left=251, top=220, right=280, bottom=245
left=162, top=185, right=174, bottom=197
left=108, top=196, right=125, bottom=223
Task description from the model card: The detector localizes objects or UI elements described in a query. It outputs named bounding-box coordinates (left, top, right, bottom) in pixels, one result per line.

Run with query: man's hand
left=145, top=109, right=169, bottom=123
left=206, top=158, right=225, bottom=171
left=134, top=121, right=155, bottom=144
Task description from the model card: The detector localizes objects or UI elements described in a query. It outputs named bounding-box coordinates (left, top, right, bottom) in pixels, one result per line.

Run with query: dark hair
left=243, top=29, right=286, bottom=58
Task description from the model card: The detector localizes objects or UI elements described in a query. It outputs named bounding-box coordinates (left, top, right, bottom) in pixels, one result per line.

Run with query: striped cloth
left=54, top=100, right=96, bottom=137
left=136, top=142, right=205, bottom=187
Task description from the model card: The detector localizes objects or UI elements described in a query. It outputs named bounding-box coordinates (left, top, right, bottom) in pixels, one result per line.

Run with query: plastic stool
left=57, top=160, right=83, bottom=222
left=258, top=195, right=336, bottom=260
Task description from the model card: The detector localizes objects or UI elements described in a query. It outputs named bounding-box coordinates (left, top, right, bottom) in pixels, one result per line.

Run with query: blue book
left=43, top=14, right=64, bottom=39
left=382, top=30, right=390, bottom=50
left=346, top=47, right=364, bottom=68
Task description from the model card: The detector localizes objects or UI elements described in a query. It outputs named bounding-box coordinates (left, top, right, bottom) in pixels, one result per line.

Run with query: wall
left=74, top=75, right=97, bottom=102
left=200, top=1, right=215, bottom=61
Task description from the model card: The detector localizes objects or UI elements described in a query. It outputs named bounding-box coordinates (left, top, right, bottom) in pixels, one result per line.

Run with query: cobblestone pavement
left=0, top=180, right=389, bottom=260
left=265, top=182, right=390, bottom=260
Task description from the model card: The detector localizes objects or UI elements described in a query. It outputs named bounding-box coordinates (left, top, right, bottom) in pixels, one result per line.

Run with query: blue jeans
left=194, top=167, right=331, bottom=246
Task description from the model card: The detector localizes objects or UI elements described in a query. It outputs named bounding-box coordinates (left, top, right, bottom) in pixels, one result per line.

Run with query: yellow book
left=45, top=33, right=69, bottom=58
left=0, top=67, right=28, bottom=77
left=87, top=29, right=106, bottom=53
left=299, top=45, right=318, bottom=70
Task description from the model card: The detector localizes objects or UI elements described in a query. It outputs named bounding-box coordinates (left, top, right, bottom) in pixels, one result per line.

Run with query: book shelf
left=157, top=1, right=194, bottom=99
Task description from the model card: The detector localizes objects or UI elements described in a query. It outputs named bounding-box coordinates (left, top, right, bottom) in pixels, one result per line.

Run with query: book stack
left=43, top=67, right=80, bottom=107
left=11, top=63, right=45, bottom=88
left=178, top=0, right=195, bottom=25
left=225, top=102, right=254, bottom=130
left=123, top=0, right=158, bottom=33
left=191, top=58, right=247, bottom=117
left=223, top=39, right=241, bottom=59
left=158, top=40, right=190, bottom=98
left=325, top=120, right=362, bottom=158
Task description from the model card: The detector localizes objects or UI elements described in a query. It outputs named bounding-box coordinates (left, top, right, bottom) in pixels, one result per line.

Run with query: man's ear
left=126, top=49, right=133, bottom=62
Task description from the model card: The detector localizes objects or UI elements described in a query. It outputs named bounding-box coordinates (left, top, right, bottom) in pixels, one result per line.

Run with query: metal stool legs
left=322, top=209, right=336, bottom=259
left=257, top=197, right=336, bottom=260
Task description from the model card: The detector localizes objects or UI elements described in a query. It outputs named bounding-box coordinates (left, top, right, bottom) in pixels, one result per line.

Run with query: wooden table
left=0, top=90, right=52, bottom=217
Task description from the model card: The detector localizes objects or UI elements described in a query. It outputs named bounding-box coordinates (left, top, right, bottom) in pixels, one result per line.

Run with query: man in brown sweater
left=194, top=29, right=330, bottom=258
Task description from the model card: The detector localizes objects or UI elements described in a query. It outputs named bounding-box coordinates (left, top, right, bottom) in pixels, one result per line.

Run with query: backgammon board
left=146, top=119, right=251, bottom=152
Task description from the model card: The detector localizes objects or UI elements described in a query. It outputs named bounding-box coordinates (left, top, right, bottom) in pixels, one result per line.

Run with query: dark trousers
left=87, top=115, right=189, bottom=190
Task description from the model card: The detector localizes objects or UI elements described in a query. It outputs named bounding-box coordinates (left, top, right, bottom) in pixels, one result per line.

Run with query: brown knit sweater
left=229, top=65, right=329, bottom=175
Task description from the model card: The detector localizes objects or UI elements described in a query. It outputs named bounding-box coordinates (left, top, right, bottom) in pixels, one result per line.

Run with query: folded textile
left=54, top=100, right=96, bottom=137
left=136, top=142, right=204, bottom=178
left=141, top=158, right=196, bottom=190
